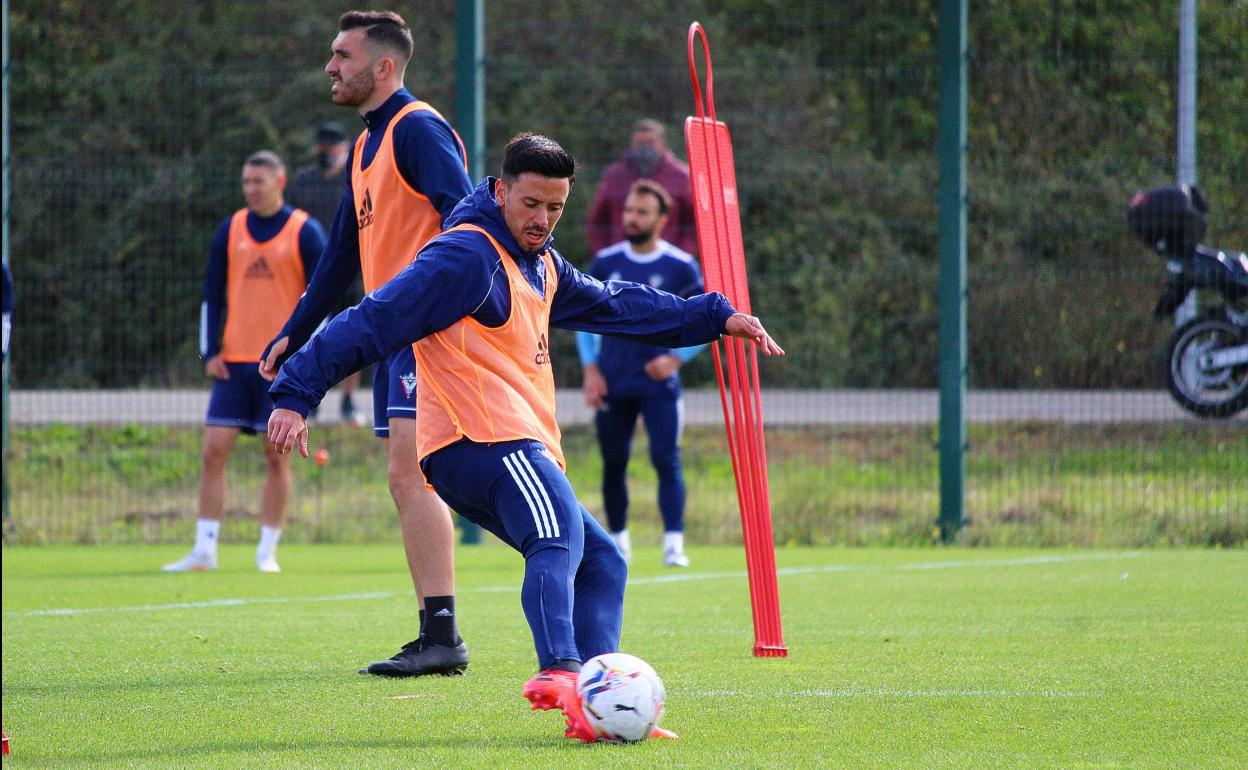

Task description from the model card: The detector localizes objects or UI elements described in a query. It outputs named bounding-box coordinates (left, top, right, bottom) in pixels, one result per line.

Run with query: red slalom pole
left=684, top=21, right=787, bottom=658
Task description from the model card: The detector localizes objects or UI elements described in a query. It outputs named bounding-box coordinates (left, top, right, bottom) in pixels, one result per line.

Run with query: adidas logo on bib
left=244, top=256, right=274, bottom=280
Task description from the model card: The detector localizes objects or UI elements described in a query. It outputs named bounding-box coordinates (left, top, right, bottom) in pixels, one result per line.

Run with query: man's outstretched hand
left=268, top=407, right=310, bottom=458
left=724, top=313, right=785, bottom=357
left=259, top=336, right=289, bottom=382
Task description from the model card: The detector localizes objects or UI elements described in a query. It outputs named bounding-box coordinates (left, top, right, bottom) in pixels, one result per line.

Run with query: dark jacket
left=586, top=150, right=698, bottom=255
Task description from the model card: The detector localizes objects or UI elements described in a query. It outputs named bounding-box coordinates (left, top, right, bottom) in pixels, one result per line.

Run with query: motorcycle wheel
left=1165, top=309, right=1248, bottom=418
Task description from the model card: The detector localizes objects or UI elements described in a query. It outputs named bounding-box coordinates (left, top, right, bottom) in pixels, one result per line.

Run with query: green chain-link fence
left=5, top=1, right=1245, bottom=547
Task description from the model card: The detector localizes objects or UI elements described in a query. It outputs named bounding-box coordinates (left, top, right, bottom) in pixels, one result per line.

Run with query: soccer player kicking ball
left=267, top=134, right=783, bottom=742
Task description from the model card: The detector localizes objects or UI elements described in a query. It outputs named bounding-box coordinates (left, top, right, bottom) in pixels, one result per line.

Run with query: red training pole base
left=754, top=643, right=789, bottom=658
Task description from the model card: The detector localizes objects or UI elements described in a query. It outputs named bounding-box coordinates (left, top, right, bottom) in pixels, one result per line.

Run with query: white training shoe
left=663, top=549, right=690, bottom=568
left=257, top=557, right=281, bottom=573
left=162, top=550, right=216, bottom=572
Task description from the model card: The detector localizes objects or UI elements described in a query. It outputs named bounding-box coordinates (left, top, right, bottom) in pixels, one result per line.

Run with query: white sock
left=609, top=529, right=631, bottom=557
left=194, top=519, right=221, bottom=556
left=664, top=531, right=685, bottom=554
left=257, top=525, right=282, bottom=561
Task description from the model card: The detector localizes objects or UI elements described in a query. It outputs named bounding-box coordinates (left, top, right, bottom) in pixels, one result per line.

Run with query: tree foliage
left=8, top=0, right=1246, bottom=388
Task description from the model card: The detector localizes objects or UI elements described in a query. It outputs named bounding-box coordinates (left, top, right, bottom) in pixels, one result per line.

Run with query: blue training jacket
left=270, top=177, right=737, bottom=416
left=577, top=239, right=708, bottom=398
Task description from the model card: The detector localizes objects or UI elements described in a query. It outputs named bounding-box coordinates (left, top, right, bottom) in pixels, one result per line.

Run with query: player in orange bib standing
left=258, top=10, right=474, bottom=676
left=164, top=151, right=326, bottom=573
left=266, top=134, right=784, bottom=740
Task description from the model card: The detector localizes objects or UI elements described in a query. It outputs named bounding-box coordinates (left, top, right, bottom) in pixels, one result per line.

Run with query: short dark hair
left=628, top=179, right=671, bottom=215
left=245, top=150, right=286, bottom=176
left=500, top=133, right=576, bottom=185
left=339, top=10, right=413, bottom=69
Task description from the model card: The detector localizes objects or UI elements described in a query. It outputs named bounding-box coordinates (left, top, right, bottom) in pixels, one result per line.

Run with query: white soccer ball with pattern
left=576, top=652, right=666, bottom=742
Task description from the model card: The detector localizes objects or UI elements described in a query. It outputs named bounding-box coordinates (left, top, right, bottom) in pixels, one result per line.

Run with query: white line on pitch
left=690, top=687, right=1096, bottom=699
left=4, top=552, right=1138, bottom=617
left=625, top=551, right=1141, bottom=587
left=5, top=591, right=396, bottom=617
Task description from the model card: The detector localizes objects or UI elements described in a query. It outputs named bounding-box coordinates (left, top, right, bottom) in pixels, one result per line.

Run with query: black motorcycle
left=1128, top=185, right=1248, bottom=418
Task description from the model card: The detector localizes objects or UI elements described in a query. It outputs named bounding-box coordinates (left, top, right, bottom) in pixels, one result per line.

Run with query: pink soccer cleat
left=522, top=669, right=598, bottom=743
left=522, top=669, right=577, bottom=712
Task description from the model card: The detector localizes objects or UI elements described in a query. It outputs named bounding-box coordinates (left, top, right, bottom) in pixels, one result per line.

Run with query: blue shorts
left=372, top=346, right=418, bottom=437
left=206, top=362, right=273, bottom=435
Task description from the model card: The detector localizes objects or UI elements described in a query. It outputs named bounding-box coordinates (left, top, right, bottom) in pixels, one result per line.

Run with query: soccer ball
left=576, top=652, right=666, bottom=742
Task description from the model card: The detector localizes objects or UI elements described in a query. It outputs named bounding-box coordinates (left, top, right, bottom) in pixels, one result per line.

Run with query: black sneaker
left=360, top=638, right=469, bottom=677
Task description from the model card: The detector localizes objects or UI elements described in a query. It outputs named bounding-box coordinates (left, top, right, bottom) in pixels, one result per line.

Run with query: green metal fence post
left=455, top=0, right=485, bottom=545
left=937, top=0, right=967, bottom=543
left=455, top=0, right=485, bottom=183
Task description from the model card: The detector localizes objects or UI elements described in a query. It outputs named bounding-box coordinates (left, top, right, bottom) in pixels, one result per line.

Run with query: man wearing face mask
left=286, top=121, right=366, bottom=426
left=288, top=121, right=352, bottom=232
left=586, top=119, right=698, bottom=256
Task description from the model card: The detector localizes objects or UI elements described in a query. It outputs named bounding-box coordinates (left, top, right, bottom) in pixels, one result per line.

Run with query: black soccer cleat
left=360, top=638, right=469, bottom=678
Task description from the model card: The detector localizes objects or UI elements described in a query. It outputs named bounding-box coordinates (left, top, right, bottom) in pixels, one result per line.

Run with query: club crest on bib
left=400, top=372, right=418, bottom=398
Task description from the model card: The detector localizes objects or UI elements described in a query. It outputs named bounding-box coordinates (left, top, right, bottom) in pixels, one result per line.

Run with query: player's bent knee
left=265, top=453, right=291, bottom=474
left=649, top=450, right=681, bottom=476
left=600, top=546, right=628, bottom=584
left=523, top=538, right=572, bottom=564
left=387, top=473, right=424, bottom=503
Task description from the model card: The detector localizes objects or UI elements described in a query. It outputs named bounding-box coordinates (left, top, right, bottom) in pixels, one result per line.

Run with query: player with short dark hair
left=578, top=178, right=706, bottom=567
left=501, top=133, right=577, bottom=182
left=629, top=178, right=671, bottom=214
left=266, top=133, right=783, bottom=741
left=164, top=151, right=326, bottom=573
left=337, top=9, right=413, bottom=64
left=259, top=9, right=475, bottom=678
left=244, top=150, right=285, bottom=175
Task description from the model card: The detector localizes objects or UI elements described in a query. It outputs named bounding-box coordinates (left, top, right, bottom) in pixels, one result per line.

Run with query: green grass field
left=3, top=544, right=1245, bottom=768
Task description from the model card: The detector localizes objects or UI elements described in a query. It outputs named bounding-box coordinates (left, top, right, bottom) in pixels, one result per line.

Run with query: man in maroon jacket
left=586, top=119, right=698, bottom=256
